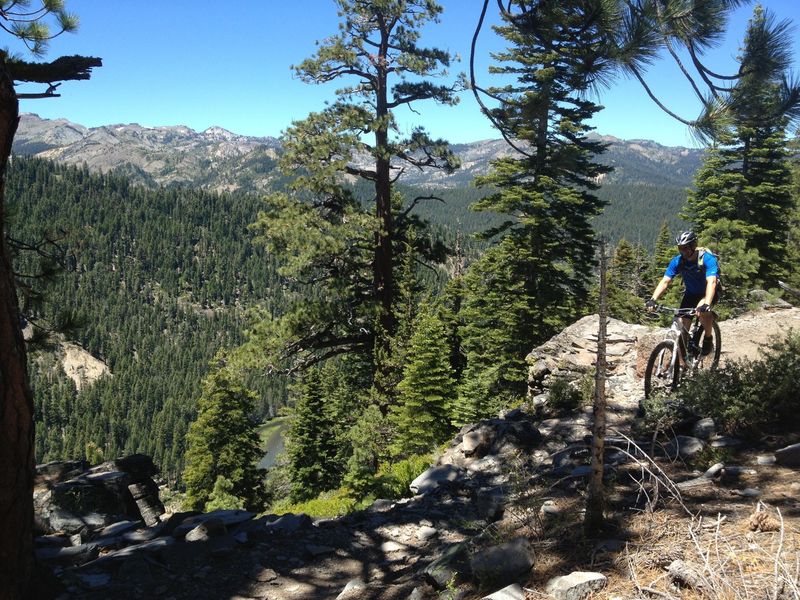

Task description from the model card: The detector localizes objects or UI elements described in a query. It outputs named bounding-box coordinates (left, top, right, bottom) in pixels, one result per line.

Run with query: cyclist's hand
left=645, top=299, right=658, bottom=312
left=696, top=303, right=710, bottom=313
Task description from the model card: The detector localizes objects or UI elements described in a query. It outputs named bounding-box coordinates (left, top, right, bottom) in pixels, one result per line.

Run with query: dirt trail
left=718, top=306, right=800, bottom=365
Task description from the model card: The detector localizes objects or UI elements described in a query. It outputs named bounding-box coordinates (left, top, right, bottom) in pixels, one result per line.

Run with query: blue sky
left=11, top=0, right=800, bottom=147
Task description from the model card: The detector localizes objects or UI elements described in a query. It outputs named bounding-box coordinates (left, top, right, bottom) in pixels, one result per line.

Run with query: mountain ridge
left=13, top=113, right=704, bottom=195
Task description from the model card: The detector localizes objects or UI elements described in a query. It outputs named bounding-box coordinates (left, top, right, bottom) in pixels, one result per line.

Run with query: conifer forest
left=2, top=4, right=800, bottom=581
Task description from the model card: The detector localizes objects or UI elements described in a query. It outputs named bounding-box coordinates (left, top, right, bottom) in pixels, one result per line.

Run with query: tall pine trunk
left=0, top=60, right=35, bottom=600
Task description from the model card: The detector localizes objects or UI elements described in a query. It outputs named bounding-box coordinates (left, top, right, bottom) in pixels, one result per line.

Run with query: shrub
left=373, top=453, right=432, bottom=499
left=547, top=376, right=588, bottom=413
left=680, top=334, right=800, bottom=437
left=272, top=487, right=356, bottom=518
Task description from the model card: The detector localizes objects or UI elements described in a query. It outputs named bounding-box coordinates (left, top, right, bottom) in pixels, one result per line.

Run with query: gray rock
left=336, top=578, right=367, bottom=600
left=263, top=512, right=312, bottom=534
left=424, top=542, right=471, bottom=589
left=467, top=455, right=503, bottom=476
left=122, top=522, right=165, bottom=543
left=381, top=540, right=408, bottom=553
left=463, top=430, right=489, bottom=457
left=173, top=509, right=255, bottom=538
left=476, top=487, right=507, bottom=521
left=482, top=583, right=525, bottom=600
left=665, top=435, right=705, bottom=459
left=185, top=518, right=227, bottom=542
left=75, top=572, right=111, bottom=590
left=307, top=544, right=336, bottom=556
left=128, top=480, right=165, bottom=526
left=35, top=542, right=100, bottom=565
left=410, top=465, right=465, bottom=495
left=470, top=537, right=535, bottom=587
left=416, top=526, right=438, bottom=541
left=692, top=418, right=716, bottom=440
left=757, top=454, right=776, bottom=465
left=546, top=571, right=607, bottom=600
left=703, top=463, right=725, bottom=479
left=709, top=436, right=742, bottom=448
left=98, top=520, right=142, bottom=538
left=775, top=443, right=800, bottom=467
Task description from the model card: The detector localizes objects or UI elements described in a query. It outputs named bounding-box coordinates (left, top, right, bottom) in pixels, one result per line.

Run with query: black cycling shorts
left=681, top=289, right=719, bottom=310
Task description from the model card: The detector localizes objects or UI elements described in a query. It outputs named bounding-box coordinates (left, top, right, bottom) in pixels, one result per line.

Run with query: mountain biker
left=645, top=231, right=719, bottom=355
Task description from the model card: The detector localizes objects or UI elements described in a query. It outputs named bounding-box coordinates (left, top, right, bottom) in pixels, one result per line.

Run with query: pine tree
left=344, top=403, right=390, bottom=497
left=607, top=238, right=650, bottom=323
left=390, top=308, right=455, bottom=456
left=454, top=240, right=536, bottom=425
left=0, top=6, right=99, bottom=596
left=245, top=0, right=459, bottom=405
left=457, top=0, right=612, bottom=418
left=183, top=366, right=266, bottom=511
left=284, top=367, right=343, bottom=501
left=683, top=5, right=797, bottom=289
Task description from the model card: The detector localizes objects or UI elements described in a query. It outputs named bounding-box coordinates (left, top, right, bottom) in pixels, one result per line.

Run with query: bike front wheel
left=644, top=340, right=680, bottom=398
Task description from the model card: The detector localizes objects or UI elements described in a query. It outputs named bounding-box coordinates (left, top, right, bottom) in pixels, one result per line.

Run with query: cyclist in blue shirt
left=645, top=231, right=719, bottom=355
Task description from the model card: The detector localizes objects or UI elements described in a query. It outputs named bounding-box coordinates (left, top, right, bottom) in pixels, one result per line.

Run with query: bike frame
left=658, top=307, right=711, bottom=370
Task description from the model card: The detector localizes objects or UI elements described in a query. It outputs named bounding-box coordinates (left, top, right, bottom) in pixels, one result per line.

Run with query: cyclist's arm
left=700, top=276, right=717, bottom=307
left=650, top=275, right=672, bottom=302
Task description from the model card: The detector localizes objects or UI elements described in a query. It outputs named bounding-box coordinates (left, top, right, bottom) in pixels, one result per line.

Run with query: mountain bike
left=644, top=305, right=721, bottom=398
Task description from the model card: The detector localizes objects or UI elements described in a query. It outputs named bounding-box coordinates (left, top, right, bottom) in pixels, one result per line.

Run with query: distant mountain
left=14, top=113, right=704, bottom=194
left=14, top=114, right=282, bottom=192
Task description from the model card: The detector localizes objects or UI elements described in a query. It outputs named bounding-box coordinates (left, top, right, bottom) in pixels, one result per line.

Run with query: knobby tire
left=644, top=340, right=680, bottom=398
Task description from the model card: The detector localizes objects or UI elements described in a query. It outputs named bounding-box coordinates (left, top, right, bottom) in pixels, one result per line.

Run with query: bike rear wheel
left=689, top=320, right=722, bottom=372
left=644, top=340, right=680, bottom=398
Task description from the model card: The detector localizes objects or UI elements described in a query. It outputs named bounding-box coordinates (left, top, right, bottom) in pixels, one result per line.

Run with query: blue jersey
left=665, top=251, right=719, bottom=295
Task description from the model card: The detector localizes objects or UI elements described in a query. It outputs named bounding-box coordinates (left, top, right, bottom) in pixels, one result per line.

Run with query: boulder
left=775, top=443, right=800, bottom=468
left=33, top=455, right=165, bottom=535
left=546, top=571, right=607, bottom=600
left=424, top=542, right=471, bottom=589
left=409, top=464, right=465, bottom=495
left=470, top=537, right=535, bottom=588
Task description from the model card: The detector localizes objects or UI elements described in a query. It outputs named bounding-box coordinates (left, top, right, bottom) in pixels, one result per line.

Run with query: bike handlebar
left=645, top=304, right=714, bottom=317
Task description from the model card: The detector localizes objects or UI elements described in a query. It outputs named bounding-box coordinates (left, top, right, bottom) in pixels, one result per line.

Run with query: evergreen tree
left=607, top=238, right=650, bottom=323
left=683, top=6, right=798, bottom=289
left=284, top=367, right=343, bottom=501
left=454, top=240, right=536, bottom=424
left=390, top=307, right=455, bottom=455
left=344, top=403, right=390, bottom=497
left=245, top=0, right=459, bottom=409
left=0, top=5, right=99, bottom=596
left=183, top=365, right=266, bottom=511
left=457, top=0, right=612, bottom=417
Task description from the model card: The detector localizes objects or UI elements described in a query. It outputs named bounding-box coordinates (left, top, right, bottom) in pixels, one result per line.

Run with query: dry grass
left=474, top=438, right=800, bottom=600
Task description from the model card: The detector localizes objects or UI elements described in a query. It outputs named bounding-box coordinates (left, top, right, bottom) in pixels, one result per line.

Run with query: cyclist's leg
left=680, top=292, right=702, bottom=331
left=697, top=288, right=719, bottom=334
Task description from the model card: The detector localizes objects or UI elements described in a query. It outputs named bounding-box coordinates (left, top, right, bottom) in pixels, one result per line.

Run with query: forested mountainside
left=14, top=114, right=702, bottom=244
left=10, top=135, right=698, bottom=479
left=9, top=157, right=286, bottom=478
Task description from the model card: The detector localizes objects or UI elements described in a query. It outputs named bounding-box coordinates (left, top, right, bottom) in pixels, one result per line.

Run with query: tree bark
left=0, top=60, right=35, bottom=600
left=585, top=239, right=607, bottom=535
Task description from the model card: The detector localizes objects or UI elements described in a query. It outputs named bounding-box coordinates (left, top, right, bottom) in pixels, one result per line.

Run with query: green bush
left=680, top=334, right=800, bottom=437
left=547, top=375, right=591, bottom=413
left=272, top=488, right=356, bottom=518
left=373, top=453, right=432, bottom=499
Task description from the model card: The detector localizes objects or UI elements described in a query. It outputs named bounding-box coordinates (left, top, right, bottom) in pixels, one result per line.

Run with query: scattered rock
left=409, top=465, right=465, bottom=494
left=545, top=571, right=607, bottom=600
left=775, top=443, right=800, bottom=467
left=470, top=537, right=535, bottom=587
left=482, top=583, right=525, bottom=599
